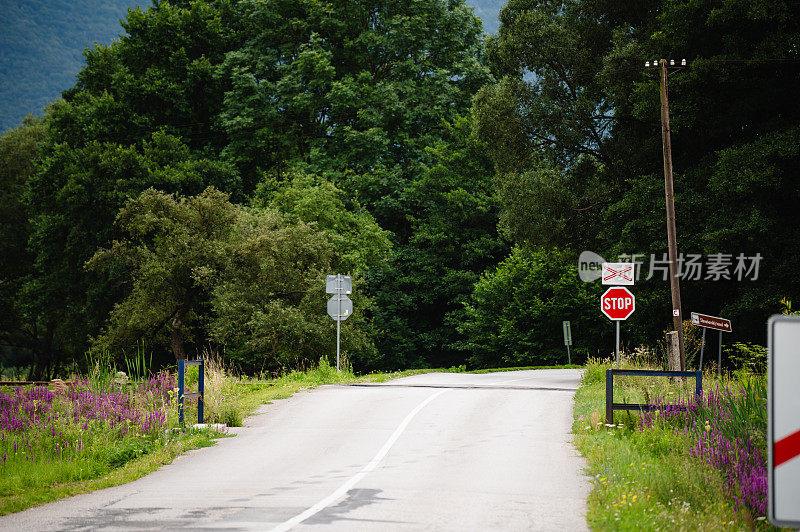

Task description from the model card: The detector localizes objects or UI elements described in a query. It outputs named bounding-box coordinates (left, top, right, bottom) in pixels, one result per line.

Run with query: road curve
left=0, top=369, right=590, bottom=531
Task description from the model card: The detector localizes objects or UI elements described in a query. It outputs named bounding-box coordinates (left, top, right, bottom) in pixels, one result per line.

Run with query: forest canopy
left=0, top=0, right=797, bottom=378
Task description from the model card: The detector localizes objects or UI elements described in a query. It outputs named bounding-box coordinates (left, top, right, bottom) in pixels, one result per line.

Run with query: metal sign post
left=562, top=321, right=572, bottom=364
left=768, top=315, right=800, bottom=528
left=699, top=327, right=707, bottom=370
left=326, top=275, right=353, bottom=371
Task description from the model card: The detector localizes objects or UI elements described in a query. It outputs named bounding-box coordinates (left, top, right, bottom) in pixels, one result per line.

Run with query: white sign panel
left=326, top=274, right=352, bottom=295
left=562, top=321, right=572, bottom=346
left=601, top=262, right=634, bottom=285
left=768, top=315, right=800, bottom=528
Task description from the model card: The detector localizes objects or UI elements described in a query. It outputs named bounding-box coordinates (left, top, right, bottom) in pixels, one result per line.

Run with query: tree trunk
left=170, top=286, right=198, bottom=361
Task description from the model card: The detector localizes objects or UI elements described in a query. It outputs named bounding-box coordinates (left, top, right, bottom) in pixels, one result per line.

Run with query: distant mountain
left=0, top=0, right=503, bottom=133
left=0, top=0, right=142, bottom=132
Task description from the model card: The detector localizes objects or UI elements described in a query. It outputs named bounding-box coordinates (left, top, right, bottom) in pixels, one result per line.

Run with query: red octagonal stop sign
left=601, top=287, right=635, bottom=321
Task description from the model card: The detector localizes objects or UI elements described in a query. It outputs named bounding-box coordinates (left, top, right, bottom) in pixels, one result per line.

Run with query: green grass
left=573, top=359, right=773, bottom=530
left=0, top=426, right=217, bottom=516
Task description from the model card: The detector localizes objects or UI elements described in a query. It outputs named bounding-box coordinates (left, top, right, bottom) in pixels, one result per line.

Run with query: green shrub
left=458, top=247, right=604, bottom=368
left=728, top=342, right=767, bottom=374
left=581, top=357, right=611, bottom=385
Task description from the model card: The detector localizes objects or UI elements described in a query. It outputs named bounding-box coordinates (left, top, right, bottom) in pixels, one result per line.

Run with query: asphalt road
left=0, top=369, right=590, bottom=531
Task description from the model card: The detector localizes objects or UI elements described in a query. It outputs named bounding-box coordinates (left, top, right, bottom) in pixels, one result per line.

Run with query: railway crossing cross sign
left=768, top=315, right=800, bottom=527
left=601, top=262, right=635, bottom=286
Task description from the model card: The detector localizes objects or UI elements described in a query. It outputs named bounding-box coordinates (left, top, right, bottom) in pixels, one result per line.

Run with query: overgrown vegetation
left=574, top=356, right=773, bottom=530
left=0, top=366, right=203, bottom=515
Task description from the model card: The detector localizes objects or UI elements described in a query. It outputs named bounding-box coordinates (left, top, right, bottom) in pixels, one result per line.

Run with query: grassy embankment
left=573, top=358, right=775, bottom=531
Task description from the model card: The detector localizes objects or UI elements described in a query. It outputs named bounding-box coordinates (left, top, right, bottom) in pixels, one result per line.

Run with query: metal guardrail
left=178, top=359, right=204, bottom=425
left=605, top=368, right=702, bottom=424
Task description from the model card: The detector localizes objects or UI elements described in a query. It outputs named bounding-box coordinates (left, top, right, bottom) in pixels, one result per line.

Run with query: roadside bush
left=581, top=357, right=610, bottom=385
left=638, top=372, right=768, bottom=519
left=727, top=343, right=767, bottom=374
left=575, top=358, right=769, bottom=529
left=458, top=247, right=604, bottom=368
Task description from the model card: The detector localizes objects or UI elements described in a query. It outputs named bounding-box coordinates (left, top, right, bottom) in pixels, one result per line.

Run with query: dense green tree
left=14, top=0, right=494, bottom=371
left=0, top=117, right=47, bottom=375
left=23, top=131, right=239, bottom=370
left=261, top=171, right=392, bottom=370
left=87, top=187, right=359, bottom=371
left=459, top=247, right=604, bottom=367
left=87, top=187, right=242, bottom=360
left=264, top=172, right=392, bottom=277
left=63, top=0, right=238, bottom=157
left=474, top=0, right=800, bottom=347
left=366, top=116, right=508, bottom=370
left=0, top=0, right=506, bottom=133
left=52, top=0, right=491, bottom=213
left=217, top=0, right=492, bottom=232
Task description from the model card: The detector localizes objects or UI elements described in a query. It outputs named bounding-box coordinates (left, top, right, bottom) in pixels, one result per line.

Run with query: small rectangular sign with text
left=562, top=321, right=572, bottom=346
left=690, top=312, right=732, bottom=333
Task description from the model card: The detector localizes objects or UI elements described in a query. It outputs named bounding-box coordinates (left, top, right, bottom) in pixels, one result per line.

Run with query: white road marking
left=268, top=389, right=448, bottom=532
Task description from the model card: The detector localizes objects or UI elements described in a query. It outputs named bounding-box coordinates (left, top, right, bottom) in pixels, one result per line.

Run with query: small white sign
left=326, top=274, right=352, bottom=295
left=768, top=315, right=800, bottom=528
left=562, top=321, right=572, bottom=346
left=601, top=263, right=634, bottom=285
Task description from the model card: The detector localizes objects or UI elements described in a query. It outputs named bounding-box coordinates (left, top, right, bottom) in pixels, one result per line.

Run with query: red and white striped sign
left=769, top=316, right=800, bottom=527
left=601, top=262, right=634, bottom=285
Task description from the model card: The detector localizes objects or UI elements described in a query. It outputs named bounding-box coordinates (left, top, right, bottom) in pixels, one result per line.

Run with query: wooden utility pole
left=658, top=58, right=686, bottom=370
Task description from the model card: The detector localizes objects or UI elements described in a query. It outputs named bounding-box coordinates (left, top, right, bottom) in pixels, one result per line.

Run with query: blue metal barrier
left=605, top=368, right=702, bottom=424
left=178, top=359, right=204, bottom=425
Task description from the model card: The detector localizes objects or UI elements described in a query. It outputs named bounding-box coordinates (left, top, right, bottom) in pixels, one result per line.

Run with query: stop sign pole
left=600, top=287, right=636, bottom=364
